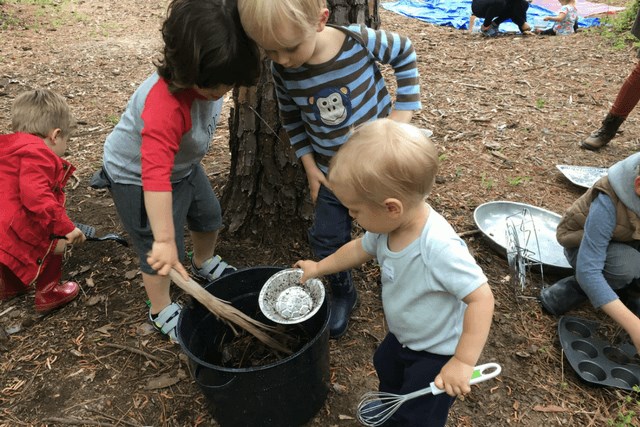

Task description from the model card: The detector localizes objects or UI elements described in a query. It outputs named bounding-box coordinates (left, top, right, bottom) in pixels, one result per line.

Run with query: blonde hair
left=11, top=89, right=74, bottom=139
left=328, top=119, right=439, bottom=207
left=238, top=0, right=325, bottom=45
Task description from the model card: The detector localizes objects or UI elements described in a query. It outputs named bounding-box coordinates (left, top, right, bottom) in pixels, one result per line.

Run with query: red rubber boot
left=34, top=255, right=79, bottom=313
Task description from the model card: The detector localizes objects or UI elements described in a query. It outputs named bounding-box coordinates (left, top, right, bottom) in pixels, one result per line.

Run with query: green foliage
left=535, top=98, right=545, bottom=109
left=481, top=173, right=494, bottom=190
left=107, top=115, right=120, bottom=125
left=0, top=0, right=81, bottom=30
left=599, top=0, right=640, bottom=50
left=607, top=385, right=639, bottom=427
left=508, top=176, right=531, bottom=186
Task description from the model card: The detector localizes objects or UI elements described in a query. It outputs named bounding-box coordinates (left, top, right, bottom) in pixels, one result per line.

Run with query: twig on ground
left=41, top=418, right=115, bottom=427
left=100, top=343, right=167, bottom=365
left=458, top=229, right=481, bottom=238
left=0, top=306, right=16, bottom=317
left=459, top=82, right=488, bottom=90
left=84, top=408, right=143, bottom=427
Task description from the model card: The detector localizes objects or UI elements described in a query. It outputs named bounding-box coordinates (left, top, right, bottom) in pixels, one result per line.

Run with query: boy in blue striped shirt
left=238, top=0, right=422, bottom=338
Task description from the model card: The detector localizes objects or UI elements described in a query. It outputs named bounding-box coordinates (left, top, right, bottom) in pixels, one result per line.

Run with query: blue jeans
left=308, top=185, right=352, bottom=288
left=565, top=242, right=640, bottom=291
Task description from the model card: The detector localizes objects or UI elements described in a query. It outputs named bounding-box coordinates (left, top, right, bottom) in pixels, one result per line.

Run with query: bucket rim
left=176, top=267, right=330, bottom=373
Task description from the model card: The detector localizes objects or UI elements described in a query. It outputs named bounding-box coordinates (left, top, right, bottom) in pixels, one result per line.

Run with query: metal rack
left=504, top=207, right=545, bottom=293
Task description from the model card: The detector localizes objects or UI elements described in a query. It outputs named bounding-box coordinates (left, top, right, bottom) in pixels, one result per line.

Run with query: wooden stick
left=169, top=269, right=291, bottom=355
left=100, top=342, right=167, bottom=365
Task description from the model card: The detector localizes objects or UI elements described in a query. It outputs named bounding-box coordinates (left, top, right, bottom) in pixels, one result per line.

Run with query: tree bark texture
left=224, top=58, right=312, bottom=242
left=328, top=0, right=380, bottom=29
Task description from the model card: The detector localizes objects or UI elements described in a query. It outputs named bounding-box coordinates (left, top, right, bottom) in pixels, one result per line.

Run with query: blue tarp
left=382, top=0, right=600, bottom=32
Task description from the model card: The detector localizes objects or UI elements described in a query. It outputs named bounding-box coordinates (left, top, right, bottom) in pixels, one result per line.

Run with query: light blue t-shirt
left=361, top=207, right=488, bottom=355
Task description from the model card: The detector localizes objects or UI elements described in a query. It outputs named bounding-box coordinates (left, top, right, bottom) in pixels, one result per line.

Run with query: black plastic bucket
left=177, top=267, right=330, bottom=427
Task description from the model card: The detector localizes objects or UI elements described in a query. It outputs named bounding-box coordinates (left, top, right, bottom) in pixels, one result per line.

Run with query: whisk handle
left=429, top=362, right=502, bottom=395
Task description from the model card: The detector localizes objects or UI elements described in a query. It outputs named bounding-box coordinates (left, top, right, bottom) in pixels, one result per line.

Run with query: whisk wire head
left=356, top=391, right=406, bottom=426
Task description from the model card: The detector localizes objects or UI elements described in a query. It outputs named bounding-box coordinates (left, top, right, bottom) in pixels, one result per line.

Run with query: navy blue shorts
left=373, top=333, right=456, bottom=427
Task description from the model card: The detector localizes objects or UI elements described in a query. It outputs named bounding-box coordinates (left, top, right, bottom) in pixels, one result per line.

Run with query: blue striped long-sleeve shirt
left=271, top=24, right=422, bottom=173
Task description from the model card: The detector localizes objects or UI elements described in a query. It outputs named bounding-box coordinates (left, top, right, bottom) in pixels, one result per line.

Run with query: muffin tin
left=558, top=316, right=640, bottom=390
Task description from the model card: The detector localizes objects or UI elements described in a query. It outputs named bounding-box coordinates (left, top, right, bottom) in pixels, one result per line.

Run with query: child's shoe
left=191, top=255, right=237, bottom=283
left=539, top=276, right=586, bottom=315
left=149, top=302, right=181, bottom=343
left=35, top=280, right=79, bottom=313
left=481, top=22, right=499, bottom=37
left=329, top=279, right=358, bottom=338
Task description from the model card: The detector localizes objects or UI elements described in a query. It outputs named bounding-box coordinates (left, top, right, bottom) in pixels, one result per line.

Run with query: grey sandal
left=149, top=302, right=181, bottom=342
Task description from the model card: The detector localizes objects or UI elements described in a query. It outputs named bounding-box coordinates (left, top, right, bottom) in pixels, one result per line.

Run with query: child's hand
left=543, top=16, right=551, bottom=21
left=66, top=227, right=87, bottom=245
left=628, top=317, right=640, bottom=355
left=631, top=331, right=640, bottom=356
left=433, top=356, right=475, bottom=397
left=306, top=169, right=328, bottom=204
left=294, top=260, right=320, bottom=283
left=147, top=240, right=180, bottom=276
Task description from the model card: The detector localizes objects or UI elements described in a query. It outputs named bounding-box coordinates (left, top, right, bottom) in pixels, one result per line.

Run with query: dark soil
left=1, top=0, right=639, bottom=426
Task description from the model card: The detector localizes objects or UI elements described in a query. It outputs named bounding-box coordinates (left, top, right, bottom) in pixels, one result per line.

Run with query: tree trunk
left=223, top=0, right=380, bottom=243
left=328, top=0, right=380, bottom=28
left=223, top=64, right=312, bottom=241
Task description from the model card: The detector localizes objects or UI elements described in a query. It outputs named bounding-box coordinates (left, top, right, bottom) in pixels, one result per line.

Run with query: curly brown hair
left=155, top=0, right=261, bottom=92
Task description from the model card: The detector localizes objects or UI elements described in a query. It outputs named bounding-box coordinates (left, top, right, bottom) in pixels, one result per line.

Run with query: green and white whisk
left=356, top=362, right=502, bottom=427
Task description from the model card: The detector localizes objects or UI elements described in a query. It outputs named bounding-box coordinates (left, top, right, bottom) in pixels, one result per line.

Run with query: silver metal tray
left=473, top=201, right=572, bottom=271
left=556, top=165, right=608, bottom=189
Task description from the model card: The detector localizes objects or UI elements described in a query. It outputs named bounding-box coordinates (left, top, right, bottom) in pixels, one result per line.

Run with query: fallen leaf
left=136, top=322, right=156, bottom=336
left=533, top=404, right=569, bottom=413
left=84, top=371, right=96, bottom=382
left=86, top=295, right=105, bottom=306
left=144, top=373, right=180, bottom=390
left=95, top=324, right=114, bottom=335
left=332, top=383, right=347, bottom=394
left=125, top=269, right=139, bottom=280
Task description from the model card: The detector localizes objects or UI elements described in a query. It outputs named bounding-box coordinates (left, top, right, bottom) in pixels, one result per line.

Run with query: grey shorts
left=104, top=164, right=222, bottom=274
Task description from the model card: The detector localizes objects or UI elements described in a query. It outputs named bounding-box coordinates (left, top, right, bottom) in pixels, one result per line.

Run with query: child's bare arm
left=144, top=191, right=189, bottom=279
left=435, top=283, right=494, bottom=396
left=295, top=238, right=373, bottom=283
left=545, top=11, right=567, bottom=22
left=601, top=299, right=640, bottom=355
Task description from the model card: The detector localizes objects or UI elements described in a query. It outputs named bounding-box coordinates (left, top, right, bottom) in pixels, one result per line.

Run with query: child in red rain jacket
left=0, top=89, right=86, bottom=312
